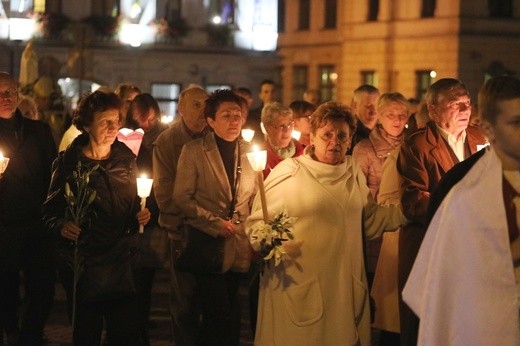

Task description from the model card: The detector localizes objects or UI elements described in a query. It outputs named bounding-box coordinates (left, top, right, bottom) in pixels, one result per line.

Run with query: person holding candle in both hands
left=246, top=102, right=407, bottom=346
left=43, top=91, right=151, bottom=345
left=173, top=89, right=257, bottom=346
left=0, top=71, right=57, bottom=345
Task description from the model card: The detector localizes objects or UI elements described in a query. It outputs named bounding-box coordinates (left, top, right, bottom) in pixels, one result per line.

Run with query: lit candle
left=246, top=145, right=269, bottom=223
left=291, top=130, right=301, bottom=141
left=241, top=129, right=255, bottom=142
left=0, top=151, right=10, bottom=175
left=136, top=173, right=153, bottom=233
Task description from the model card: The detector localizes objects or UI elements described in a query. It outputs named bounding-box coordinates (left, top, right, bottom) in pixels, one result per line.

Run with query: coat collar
left=369, top=125, right=404, bottom=159
left=425, top=121, right=457, bottom=174
left=425, top=121, right=485, bottom=174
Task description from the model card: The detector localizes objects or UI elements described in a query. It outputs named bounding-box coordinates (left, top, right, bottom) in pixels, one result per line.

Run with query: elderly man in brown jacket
left=396, top=78, right=487, bottom=346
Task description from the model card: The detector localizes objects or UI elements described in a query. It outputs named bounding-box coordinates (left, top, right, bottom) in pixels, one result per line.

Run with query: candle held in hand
left=136, top=174, right=153, bottom=233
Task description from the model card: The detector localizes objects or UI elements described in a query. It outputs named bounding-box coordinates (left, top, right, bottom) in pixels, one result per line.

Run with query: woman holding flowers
left=246, top=102, right=406, bottom=346
left=43, top=91, right=150, bottom=345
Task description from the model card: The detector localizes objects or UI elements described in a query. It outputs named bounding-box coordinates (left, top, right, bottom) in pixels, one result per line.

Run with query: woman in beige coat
left=173, top=90, right=257, bottom=345
left=352, top=93, right=410, bottom=343
left=246, top=102, right=406, bottom=346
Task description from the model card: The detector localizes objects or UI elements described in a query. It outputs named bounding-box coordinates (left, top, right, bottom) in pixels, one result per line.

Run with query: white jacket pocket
left=282, top=277, right=323, bottom=326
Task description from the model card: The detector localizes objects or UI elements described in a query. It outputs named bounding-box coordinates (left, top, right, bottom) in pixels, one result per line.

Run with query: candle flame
left=0, top=152, right=3, bottom=159
left=252, top=145, right=259, bottom=152
left=140, top=173, right=147, bottom=179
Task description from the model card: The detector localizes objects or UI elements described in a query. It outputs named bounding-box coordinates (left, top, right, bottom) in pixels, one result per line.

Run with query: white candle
left=241, top=129, right=255, bottom=142
left=0, top=151, right=10, bottom=175
left=137, top=174, right=153, bottom=198
left=246, top=146, right=269, bottom=222
left=246, top=145, right=267, bottom=172
left=136, top=174, right=153, bottom=233
left=291, top=130, right=301, bottom=141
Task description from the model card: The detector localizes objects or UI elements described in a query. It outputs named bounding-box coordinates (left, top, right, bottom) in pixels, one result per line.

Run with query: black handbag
left=77, top=237, right=136, bottom=303
left=79, top=255, right=136, bottom=303
left=174, top=224, right=225, bottom=274
left=174, top=141, right=242, bottom=274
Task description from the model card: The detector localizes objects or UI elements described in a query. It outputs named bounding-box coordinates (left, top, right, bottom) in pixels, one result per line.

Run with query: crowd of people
left=0, top=69, right=519, bottom=346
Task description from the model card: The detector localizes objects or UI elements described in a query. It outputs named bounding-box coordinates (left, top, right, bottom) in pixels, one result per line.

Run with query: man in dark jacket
left=0, top=71, right=57, bottom=344
left=346, top=84, right=380, bottom=155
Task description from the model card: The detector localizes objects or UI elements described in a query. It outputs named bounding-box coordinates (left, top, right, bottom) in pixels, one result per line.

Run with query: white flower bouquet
left=250, top=208, right=296, bottom=273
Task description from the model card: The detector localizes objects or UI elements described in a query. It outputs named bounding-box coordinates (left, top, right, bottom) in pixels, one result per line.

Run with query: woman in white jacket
left=246, top=102, right=406, bottom=346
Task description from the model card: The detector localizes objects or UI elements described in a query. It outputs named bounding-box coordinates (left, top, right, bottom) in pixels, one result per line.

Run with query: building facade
left=278, top=0, right=520, bottom=105
left=0, top=0, right=280, bottom=115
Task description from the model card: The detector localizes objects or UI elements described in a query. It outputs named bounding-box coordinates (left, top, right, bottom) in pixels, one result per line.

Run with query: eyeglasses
left=0, top=88, right=17, bottom=99
left=320, top=131, right=350, bottom=143
left=270, top=122, right=294, bottom=131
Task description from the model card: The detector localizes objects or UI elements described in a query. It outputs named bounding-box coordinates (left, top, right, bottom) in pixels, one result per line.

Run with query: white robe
left=403, top=147, right=520, bottom=346
left=246, top=151, right=405, bottom=346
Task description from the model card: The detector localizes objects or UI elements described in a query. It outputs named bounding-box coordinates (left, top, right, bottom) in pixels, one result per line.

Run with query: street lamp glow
left=212, top=16, right=222, bottom=25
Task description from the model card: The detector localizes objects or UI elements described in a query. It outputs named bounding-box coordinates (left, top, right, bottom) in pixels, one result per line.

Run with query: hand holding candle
left=246, top=145, right=269, bottom=222
left=136, top=174, right=153, bottom=233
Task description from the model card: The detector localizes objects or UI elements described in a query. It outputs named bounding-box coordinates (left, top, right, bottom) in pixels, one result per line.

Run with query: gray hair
left=261, top=102, right=292, bottom=126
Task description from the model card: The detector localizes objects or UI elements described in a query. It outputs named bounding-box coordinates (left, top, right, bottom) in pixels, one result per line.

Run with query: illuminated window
left=151, top=83, right=181, bottom=119
left=319, top=65, right=337, bottom=102
left=293, top=65, right=308, bottom=101
left=324, top=0, right=337, bottom=29
left=208, top=0, right=236, bottom=25
left=206, top=85, right=233, bottom=93
left=34, top=0, right=45, bottom=13
left=298, top=0, right=310, bottom=30
left=416, top=70, right=432, bottom=99
left=361, top=71, right=378, bottom=87
left=9, top=0, right=33, bottom=16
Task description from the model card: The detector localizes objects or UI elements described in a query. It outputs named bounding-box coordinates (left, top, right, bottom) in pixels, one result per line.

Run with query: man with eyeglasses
left=0, top=71, right=57, bottom=345
left=396, top=78, right=486, bottom=346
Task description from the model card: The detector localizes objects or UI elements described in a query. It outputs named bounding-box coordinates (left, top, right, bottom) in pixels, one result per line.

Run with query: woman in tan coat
left=352, top=93, right=410, bottom=343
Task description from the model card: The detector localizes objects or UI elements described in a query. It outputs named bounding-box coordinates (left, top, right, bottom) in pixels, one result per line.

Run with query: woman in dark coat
left=43, top=91, right=150, bottom=345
